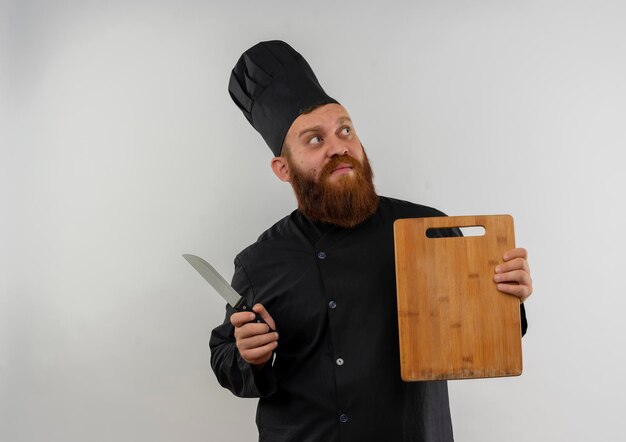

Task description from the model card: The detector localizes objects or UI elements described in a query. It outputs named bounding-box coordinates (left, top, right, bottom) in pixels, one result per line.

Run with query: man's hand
left=230, top=303, right=278, bottom=368
left=493, top=247, right=533, bottom=302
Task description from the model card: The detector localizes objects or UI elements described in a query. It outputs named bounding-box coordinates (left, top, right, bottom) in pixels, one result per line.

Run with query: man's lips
left=331, top=163, right=354, bottom=176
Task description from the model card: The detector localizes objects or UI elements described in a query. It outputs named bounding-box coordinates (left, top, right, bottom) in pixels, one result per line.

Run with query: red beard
left=287, top=152, right=379, bottom=228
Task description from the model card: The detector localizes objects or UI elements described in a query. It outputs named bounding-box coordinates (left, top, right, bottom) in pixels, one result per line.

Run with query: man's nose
left=327, top=136, right=348, bottom=157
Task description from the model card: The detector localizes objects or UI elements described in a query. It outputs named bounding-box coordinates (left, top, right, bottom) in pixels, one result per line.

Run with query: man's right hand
left=230, top=303, right=278, bottom=368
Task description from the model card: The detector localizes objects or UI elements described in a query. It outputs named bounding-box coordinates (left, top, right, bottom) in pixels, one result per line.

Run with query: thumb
left=252, top=303, right=276, bottom=331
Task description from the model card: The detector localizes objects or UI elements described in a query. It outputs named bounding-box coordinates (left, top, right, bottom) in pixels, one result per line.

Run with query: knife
left=182, top=254, right=271, bottom=328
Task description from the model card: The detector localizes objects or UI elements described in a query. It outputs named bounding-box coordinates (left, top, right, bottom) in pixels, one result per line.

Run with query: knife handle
left=234, top=300, right=275, bottom=332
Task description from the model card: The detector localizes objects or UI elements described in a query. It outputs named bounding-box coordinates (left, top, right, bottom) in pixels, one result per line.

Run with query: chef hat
left=228, top=40, right=339, bottom=156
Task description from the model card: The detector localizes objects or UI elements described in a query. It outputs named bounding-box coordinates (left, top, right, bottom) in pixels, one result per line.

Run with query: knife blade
left=182, top=254, right=270, bottom=328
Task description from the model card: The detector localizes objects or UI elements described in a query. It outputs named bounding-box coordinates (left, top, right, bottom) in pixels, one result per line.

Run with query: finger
left=496, top=282, right=532, bottom=302
left=503, top=247, right=528, bottom=262
left=495, top=258, right=530, bottom=275
left=234, top=322, right=272, bottom=340
left=230, top=311, right=258, bottom=328
left=493, top=269, right=532, bottom=287
left=252, top=303, right=277, bottom=330
left=237, top=330, right=279, bottom=351
left=240, top=341, right=278, bottom=365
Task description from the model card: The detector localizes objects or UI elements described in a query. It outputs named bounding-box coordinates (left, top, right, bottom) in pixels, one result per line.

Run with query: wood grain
left=394, top=215, right=522, bottom=381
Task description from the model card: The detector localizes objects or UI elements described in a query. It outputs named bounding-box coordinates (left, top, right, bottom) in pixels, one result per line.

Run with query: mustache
left=320, top=154, right=363, bottom=180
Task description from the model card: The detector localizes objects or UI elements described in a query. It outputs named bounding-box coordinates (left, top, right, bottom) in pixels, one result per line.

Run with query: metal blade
left=182, top=254, right=242, bottom=307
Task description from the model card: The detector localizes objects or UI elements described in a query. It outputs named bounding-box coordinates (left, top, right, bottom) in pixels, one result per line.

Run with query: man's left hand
left=493, top=247, right=533, bottom=302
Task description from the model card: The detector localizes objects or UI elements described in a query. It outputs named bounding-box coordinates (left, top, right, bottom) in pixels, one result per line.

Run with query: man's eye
left=341, top=127, right=351, bottom=136
left=309, top=136, right=322, bottom=144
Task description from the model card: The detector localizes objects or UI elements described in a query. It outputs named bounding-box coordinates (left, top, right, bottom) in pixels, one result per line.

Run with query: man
left=210, top=40, right=532, bottom=442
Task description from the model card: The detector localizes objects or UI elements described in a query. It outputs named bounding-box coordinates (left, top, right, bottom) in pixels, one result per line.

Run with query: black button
left=339, top=413, right=349, bottom=423
left=317, top=251, right=326, bottom=259
left=328, top=300, right=337, bottom=309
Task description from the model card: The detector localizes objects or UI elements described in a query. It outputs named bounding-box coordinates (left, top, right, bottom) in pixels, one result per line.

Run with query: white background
left=2, top=0, right=625, bottom=440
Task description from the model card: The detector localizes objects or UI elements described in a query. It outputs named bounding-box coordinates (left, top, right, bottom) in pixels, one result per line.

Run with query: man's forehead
left=289, top=104, right=352, bottom=135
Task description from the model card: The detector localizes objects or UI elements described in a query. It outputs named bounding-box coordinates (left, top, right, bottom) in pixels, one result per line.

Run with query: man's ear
left=271, top=156, right=291, bottom=182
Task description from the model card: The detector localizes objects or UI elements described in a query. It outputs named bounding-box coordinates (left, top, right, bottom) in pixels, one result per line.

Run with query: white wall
left=2, top=0, right=625, bottom=440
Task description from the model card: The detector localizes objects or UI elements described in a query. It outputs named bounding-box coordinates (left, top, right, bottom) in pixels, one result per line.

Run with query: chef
left=209, top=40, right=533, bottom=442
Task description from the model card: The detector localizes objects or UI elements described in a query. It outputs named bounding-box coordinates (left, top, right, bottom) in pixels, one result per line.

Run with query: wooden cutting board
left=393, top=215, right=522, bottom=381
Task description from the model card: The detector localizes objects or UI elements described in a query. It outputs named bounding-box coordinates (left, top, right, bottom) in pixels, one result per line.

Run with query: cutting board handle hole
left=426, top=225, right=486, bottom=238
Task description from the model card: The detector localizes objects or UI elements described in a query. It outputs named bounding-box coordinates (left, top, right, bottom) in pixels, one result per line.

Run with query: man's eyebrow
left=297, top=116, right=353, bottom=138
left=298, top=125, right=323, bottom=138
